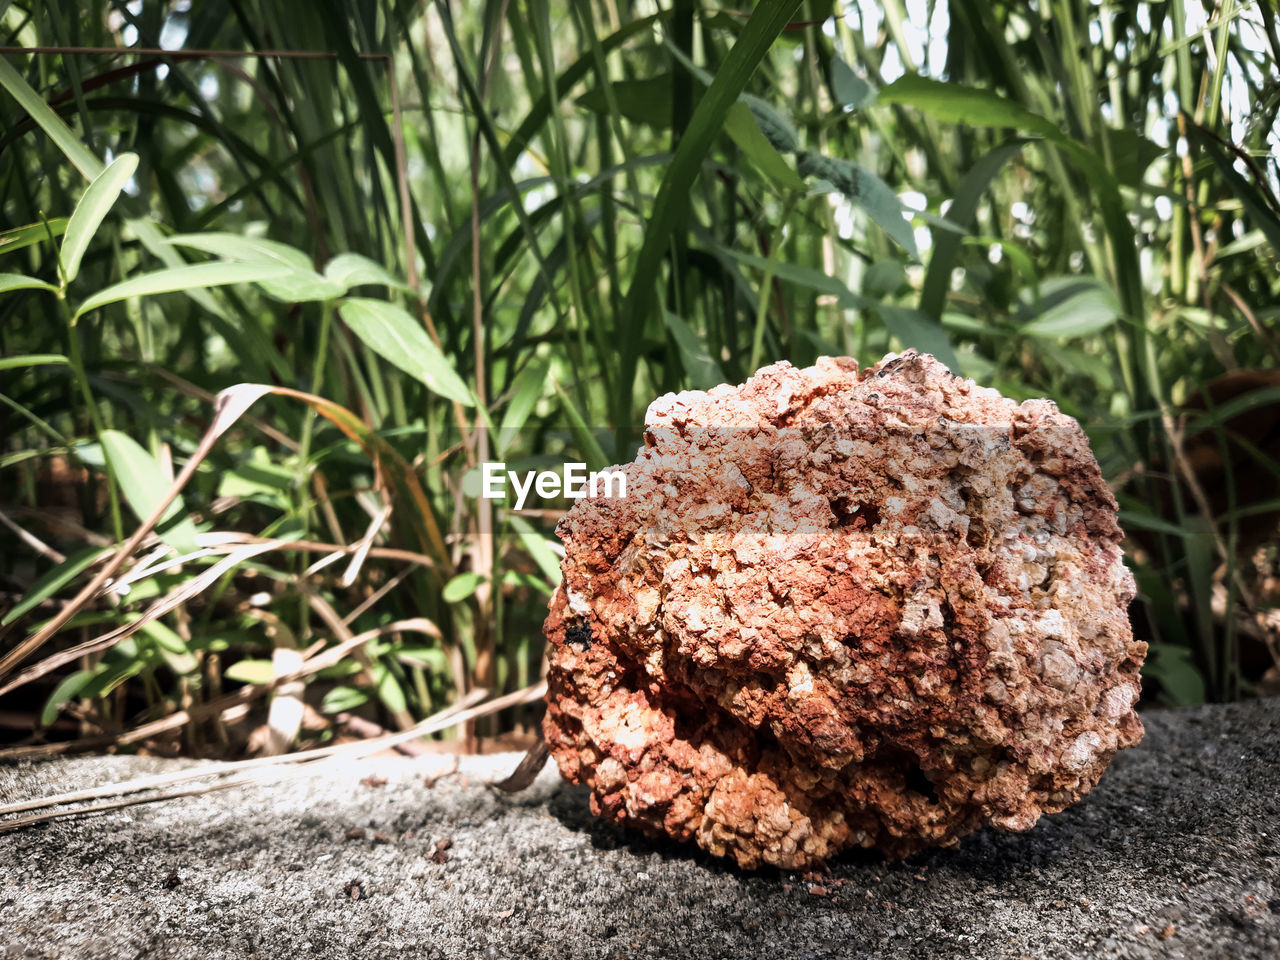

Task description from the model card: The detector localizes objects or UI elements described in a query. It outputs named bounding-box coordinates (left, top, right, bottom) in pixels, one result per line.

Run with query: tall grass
left=0, top=0, right=1277, bottom=756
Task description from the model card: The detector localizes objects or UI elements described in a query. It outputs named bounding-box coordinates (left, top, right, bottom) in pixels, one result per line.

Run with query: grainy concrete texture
left=0, top=699, right=1276, bottom=960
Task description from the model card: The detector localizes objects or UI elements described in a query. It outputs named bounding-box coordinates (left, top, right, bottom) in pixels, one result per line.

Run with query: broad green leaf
left=372, top=662, right=407, bottom=715
left=217, top=446, right=294, bottom=503
left=862, top=261, right=907, bottom=298
left=41, top=670, right=94, bottom=726
left=0, top=353, right=70, bottom=372
left=663, top=310, right=725, bottom=390
left=322, top=685, right=370, bottom=714
left=0, top=218, right=68, bottom=258
left=225, top=659, right=275, bottom=685
left=0, top=57, right=232, bottom=323
left=878, top=75, right=1063, bottom=140
left=3, top=546, right=109, bottom=625
left=876, top=76, right=1122, bottom=212
left=138, top=620, right=198, bottom=676
left=797, top=152, right=917, bottom=257
left=256, top=270, right=347, bottom=303
left=100, top=429, right=200, bottom=553
left=1145, top=643, right=1205, bottom=706
left=577, top=74, right=675, bottom=128
left=323, top=252, right=411, bottom=294
left=724, top=102, right=806, bottom=192
left=1020, top=277, right=1121, bottom=338
left=165, top=232, right=313, bottom=269
left=338, top=298, right=474, bottom=406
left=1102, top=128, right=1164, bottom=189
left=740, top=94, right=800, bottom=154
left=396, top=646, right=449, bottom=672
left=499, top=358, right=551, bottom=451
left=0, top=273, right=58, bottom=295
left=167, top=233, right=345, bottom=301
left=74, top=261, right=295, bottom=320
left=0, top=58, right=101, bottom=177
left=831, top=55, right=875, bottom=108
left=442, top=571, right=484, bottom=604
left=60, top=153, right=138, bottom=284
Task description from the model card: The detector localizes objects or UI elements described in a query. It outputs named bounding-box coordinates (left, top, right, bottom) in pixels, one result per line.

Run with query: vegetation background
left=1, top=0, right=1278, bottom=758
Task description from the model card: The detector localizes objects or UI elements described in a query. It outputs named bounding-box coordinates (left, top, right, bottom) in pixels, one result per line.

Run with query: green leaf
left=217, top=446, right=294, bottom=503
left=3, top=547, right=109, bottom=626
left=74, top=261, right=295, bottom=320
left=0, top=273, right=59, bottom=295
left=372, top=663, right=407, bottom=714
left=442, top=571, right=484, bottom=604
left=138, top=620, right=198, bottom=676
left=41, top=670, right=94, bottom=726
left=0, top=218, right=68, bottom=258
left=577, top=74, right=675, bottom=128
left=831, top=55, right=875, bottom=108
left=499, top=358, right=550, bottom=450
left=617, top=0, right=806, bottom=436
left=740, top=94, right=800, bottom=154
left=396, top=646, right=449, bottom=672
left=100, top=430, right=200, bottom=553
left=508, top=514, right=564, bottom=586
left=322, top=685, right=370, bottom=714
left=0, top=353, right=70, bottom=372
left=1145, top=643, right=1205, bottom=706
left=552, top=378, right=611, bottom=475
left=1102, top=128, right=1164, bottom=190
left=165, top=232, right=313, bottom=269
left=797, top=152, right=917, bottom=256
left=224, top=659, right=275, bottom=685
left=1118, top=510, right=1190, bottom=537
left=323, top=252, right=411, bottom=294
left=724, top=102, right=806, bottom=192
left=877, top=75, right=1063, bottom=140
left=663, top=310, right=725, bottom=390
left=60, top=153, right=139, bottom=284
left=919, top=140, right=1029, bottom=321
left=876, top=306, right=961, bottom=372
left=257, top=270, right=347, bottom=303
left=337, top=298, right=475, bottom=406
left=0, top=58, right=101, bottom=178
left=166, top=233, right=349, bottom=301
left=1020, top=277, right=1121, bottom=338
left=862, top=260, right=907, bottom=298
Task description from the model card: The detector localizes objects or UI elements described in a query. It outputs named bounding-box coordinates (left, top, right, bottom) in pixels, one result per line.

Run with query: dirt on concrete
left=1, top=698, right=1277, bottom=960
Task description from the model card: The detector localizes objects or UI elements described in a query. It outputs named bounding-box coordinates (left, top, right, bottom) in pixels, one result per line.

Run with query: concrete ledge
left=1, top=699, right=1277, bottom=960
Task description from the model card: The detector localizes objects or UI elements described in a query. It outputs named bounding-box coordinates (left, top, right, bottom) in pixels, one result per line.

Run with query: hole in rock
left=903, top=764, right=939, bottom=804
left=830, top=499, right=881, bottom=529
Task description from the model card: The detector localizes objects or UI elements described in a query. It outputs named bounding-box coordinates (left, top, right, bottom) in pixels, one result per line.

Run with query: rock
left=542, top=352, right=1145, bottom=869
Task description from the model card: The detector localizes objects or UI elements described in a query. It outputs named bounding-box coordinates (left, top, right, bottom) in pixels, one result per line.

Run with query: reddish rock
left=542, top=352, right=1145, bottom=869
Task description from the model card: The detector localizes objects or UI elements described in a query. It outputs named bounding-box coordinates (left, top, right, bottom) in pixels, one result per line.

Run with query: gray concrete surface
left=1, top=699, right=1277, bottom=960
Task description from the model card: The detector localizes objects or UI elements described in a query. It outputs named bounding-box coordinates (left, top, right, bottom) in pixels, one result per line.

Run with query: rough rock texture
left=2, top=700, right=1279, bottom=960
left=543, top=351, right=1146, bottom=869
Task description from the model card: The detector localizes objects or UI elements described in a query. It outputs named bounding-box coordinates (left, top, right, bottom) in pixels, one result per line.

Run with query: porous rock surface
left=542, top=351, right=1146, bottom=870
